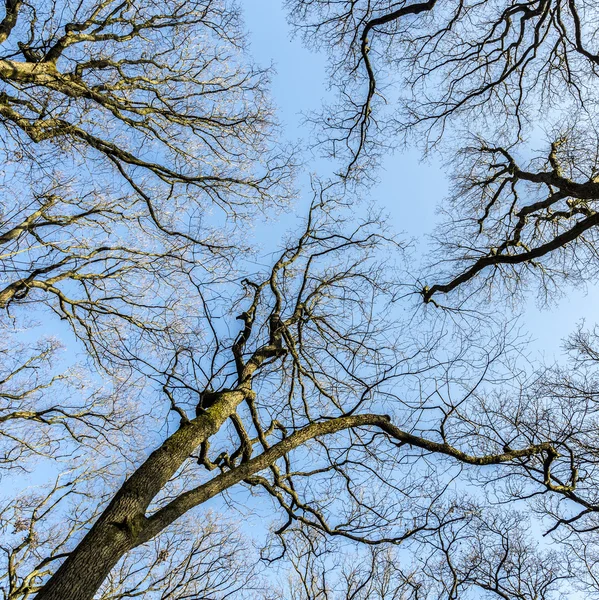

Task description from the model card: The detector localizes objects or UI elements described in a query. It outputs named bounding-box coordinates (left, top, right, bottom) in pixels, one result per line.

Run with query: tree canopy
left=2, top=2, right=599, bottom=600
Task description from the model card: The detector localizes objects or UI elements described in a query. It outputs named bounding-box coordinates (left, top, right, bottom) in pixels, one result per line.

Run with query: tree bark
left=34, top=388, right=247, bottom=600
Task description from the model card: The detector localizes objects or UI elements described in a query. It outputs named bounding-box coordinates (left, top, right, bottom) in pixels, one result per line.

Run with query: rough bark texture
left=34, top=389, right=247, bottom=600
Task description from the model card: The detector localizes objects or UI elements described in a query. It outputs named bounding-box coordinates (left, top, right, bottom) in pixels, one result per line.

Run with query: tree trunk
left=33, top=518, right=134, bottom=600
left=34, top=389, right=247, bottom=600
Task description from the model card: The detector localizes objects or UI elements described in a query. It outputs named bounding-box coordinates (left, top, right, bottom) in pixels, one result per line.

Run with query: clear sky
left=244, top=0, right=599, bottom=363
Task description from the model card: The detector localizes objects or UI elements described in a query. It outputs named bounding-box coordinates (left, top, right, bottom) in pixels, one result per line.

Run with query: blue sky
left=2, top=5, right=594, bottom=596
left=244, top=0, right=599, bottom=362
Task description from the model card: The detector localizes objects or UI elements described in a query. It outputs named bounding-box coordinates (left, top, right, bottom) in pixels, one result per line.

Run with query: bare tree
left=3, top=1, right=599, bottom=600
left=97, top=515, right=260, bottom=600
left=0, top=0, right=290, bottom=500
left=0, top=0, right=288, bottom=216
left=0, top=0, right=292, bottom=362
left=421, top=131, right=599, bottom=306
left=0, top=317, right=138, bottom=472
left=19, top=192, right=572, bottom=600
left=1, top=470, right=111, bottom=600
left=264, top=528, right=424, bottom=600
left=265, top=510, right=570, bottom=600
left=277, top=1, right=599, bottom=597
left=288, top=0, right=599, bottom=177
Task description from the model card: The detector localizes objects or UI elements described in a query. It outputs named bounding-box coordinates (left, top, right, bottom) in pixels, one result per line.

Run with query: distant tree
left=0, top=325, right=134, bottom=470
left=265, top=514, right=570, bottom=600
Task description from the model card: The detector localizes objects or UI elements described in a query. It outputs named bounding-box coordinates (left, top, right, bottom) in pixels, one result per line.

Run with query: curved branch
left=138, top=412, right=554, bottom=544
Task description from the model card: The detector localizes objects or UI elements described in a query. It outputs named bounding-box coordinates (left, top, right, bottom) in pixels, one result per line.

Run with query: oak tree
left=3, top=1, right=599, bottom=600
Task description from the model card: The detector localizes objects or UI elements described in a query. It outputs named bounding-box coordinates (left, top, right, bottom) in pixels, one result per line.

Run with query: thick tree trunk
left=34, top=388, right=248, bottom=600
left=32, top=519, right=134, bottom=600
